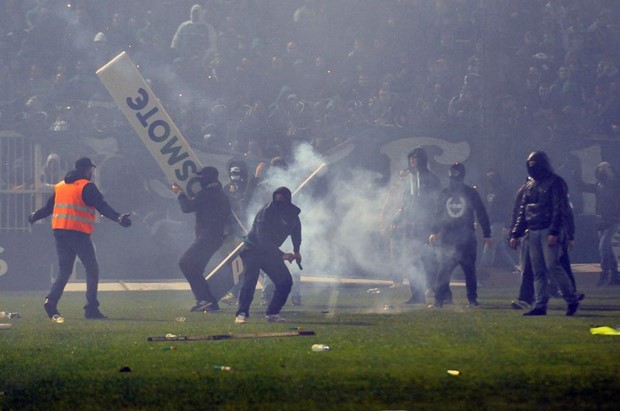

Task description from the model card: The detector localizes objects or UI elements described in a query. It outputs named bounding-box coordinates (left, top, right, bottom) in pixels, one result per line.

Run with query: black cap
left=197, top=166, right=219, bottom=182
left=75, top=157, right=96, bottom=170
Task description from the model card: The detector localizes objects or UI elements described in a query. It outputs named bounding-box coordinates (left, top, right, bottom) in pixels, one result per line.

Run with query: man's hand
left=171, top=183, right=184, bottom=195
left=483, top=237, right=492, bottom=249
left=118, top=213, right=132, bottom=228
left=255, top=162, right=266, bottom=178
left=547, top=235, right=558, bottom=246
left=509, top=237, right=519, bottom=250
left=282, top=252, right=302, bottom=264
left=428, top=233, right=438, bottom=244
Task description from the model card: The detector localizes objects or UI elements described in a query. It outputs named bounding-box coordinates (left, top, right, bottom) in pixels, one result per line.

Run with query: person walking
left=28, top=157, right=132, bottom=320
left=234, top=187, right=302, bottom=324
left=510, top=151, right=581, bottom=316
left=172, top=166, right=231, bottom=313
left=380, top=147, right=442, bottom=304
left=581, top=162, right=620, bottom=286
left=429, top=162, right=491, bottom=308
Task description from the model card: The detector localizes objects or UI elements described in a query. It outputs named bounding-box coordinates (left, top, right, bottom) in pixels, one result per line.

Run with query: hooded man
left=387, top=147, right=442, bottom=303
left=429, top=162, right=491, bottom=307
left=29, top=157, right=132, bottom=320
left=510, top=151, right=581, bottom=316
left=172, top=166, right=231, bottom=312
left=234, top=187, right=302, bottom=324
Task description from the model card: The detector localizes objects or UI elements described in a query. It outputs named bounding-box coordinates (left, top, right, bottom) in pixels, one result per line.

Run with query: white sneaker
left=266, top=314, right=285, bottom=322
left=235, top=313, right=246, bottom=324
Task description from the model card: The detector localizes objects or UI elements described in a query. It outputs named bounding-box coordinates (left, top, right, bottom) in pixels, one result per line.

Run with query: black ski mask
left=526, top=151, right=552, bottom=180
left=449, top=162, right=465, bottom=188
left=272, top=186, right=292, bottom=204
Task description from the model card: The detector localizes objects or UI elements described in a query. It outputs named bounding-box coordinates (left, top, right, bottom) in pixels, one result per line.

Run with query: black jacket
left=245, top=200, right=302, bottom=259
left=511, top=173, right=572, bottom=237
left=178, top=181, right=231, bottom=240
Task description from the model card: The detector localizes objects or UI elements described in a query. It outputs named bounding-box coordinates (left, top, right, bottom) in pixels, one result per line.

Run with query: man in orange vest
left=29, top=157, right=132, bottom=320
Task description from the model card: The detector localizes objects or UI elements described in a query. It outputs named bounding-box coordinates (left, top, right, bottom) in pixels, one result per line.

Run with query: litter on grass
left=590, top=326, right=620, bottom=336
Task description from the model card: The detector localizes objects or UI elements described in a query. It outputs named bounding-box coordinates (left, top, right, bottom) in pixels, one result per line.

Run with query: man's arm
left=29, top=193, right=55, bottom=223
left=82, top=183, right=121, bottom=221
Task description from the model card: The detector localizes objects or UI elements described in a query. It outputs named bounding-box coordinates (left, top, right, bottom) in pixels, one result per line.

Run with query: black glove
left=28, top=212, right=36, bottom=224
left=118, top=213, right=132, bottom=228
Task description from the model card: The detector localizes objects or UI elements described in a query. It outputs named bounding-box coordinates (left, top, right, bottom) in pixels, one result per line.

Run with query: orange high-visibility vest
left=52, top=180, right=96, bottom=234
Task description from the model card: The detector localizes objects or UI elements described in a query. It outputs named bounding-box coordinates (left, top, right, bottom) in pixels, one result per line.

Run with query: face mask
left=527, top=161, right=547, bottom=180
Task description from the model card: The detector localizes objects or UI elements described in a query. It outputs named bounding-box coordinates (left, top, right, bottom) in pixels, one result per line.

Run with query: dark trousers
left=435, top=237, right=478, bottom=304
left=236, top=248, right=292, bottom=317
left=179, top=236, right=221, bottom=303
left=47, top=230, right=99, bottom=310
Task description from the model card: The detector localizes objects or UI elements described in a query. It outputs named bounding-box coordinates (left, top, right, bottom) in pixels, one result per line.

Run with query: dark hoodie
left=30, top=169, right=121, bottom=224
left=244, top=187, right=301, bottom=259
left=178, top=180, right=231, bottom=240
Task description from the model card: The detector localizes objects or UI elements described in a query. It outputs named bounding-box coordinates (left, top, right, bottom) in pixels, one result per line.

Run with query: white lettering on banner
left=0, top=247, right=8, bottom=277
left=96, top=52, right=203, bottom=196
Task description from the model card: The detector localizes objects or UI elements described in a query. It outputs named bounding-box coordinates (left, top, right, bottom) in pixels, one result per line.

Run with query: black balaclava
left=408, top=147, right=428, bottom=171
left=526, top=151, right=553, bottom=181
left=272, top=186, right=292, bottom=203
left=197, top=166, right=219, bottom=188
left=449, top=162, right=466, bottom=188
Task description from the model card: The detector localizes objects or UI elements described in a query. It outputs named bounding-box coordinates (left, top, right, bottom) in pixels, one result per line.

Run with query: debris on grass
left=590, top=326, right=620, bottom=336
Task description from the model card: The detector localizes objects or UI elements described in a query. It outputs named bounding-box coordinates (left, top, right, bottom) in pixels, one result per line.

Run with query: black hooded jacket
left=244, top=188, right=301, bottom=259
left=178, top=181, right=231, bottom=240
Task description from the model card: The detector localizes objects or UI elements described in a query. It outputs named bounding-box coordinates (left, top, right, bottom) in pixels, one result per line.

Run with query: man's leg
left=264, top=257, right=293, bottom=316
left=235, top=249, right=262, bottom=318
left=433, top=245, right=459, bottom=306
left=459, top=240, right=478, bottom=304
left=526, top=229, right=550, bottom=312
left=179, top=239, right=218, bottom=304
left=540, top=230, right=578, bottom=306
left=518, top=240, right=534, bottom=304
left=73, top=234, right=100, bottom=311
left=46, top=231, right=77, bottom=312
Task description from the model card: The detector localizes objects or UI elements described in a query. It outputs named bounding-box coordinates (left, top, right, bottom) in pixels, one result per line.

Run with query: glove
left=117, top=213, right=132, bottom=228
left=28, top=212, right=36, bottom=224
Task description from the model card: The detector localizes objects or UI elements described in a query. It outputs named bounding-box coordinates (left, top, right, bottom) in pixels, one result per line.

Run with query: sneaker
left=190, top=300, right=210, bottom=312
left=266, top=314, right=285, bottom=322
left=44, top=300, right=60, bottom=318
left=566, top=302, right=579, bottom=316
left=510, top=300, right=531, bottom=310
left=220, top=292, right=237, bottom=305
left=235, top=313, right=247, bottom=324
left=85, top=309, right=108, bottom=319
left=190, top=301, right=219, bottom=312
left=468, top=300, right=480, bottom=308
left=203, top=302, right=220, bottom=312
left=291, top=296, right=302, bottom=306
left=523, top=308, right=547, bottom=316
left=577, top=293, right=586, bottom=301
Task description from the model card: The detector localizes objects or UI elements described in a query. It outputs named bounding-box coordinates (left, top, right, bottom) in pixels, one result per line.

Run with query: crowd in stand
left=0, top=0, right=619, bottom=174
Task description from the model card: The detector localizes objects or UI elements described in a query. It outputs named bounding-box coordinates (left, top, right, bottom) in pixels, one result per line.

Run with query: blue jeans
left=527, top=228, right=578, bottom=310
left=598, top=223, right=619, bottom=275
